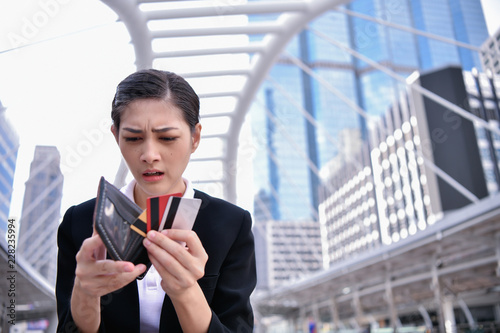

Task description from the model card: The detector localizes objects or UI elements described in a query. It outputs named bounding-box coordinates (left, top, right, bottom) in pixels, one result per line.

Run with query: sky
left=1, top=1, right=136, bottom=218
left=1, top=0, right=500, bottom=221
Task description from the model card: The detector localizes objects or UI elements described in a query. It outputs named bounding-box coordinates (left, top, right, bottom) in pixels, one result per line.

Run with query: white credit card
left=159, top=197, right=202, bottom=231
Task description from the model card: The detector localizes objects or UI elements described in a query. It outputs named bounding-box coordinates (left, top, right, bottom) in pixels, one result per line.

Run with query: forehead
left=121, top=98, right=184, bottom=124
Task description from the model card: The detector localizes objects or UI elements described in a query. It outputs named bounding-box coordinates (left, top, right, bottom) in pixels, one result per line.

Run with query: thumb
left=91, top=229, right=107, bottom=261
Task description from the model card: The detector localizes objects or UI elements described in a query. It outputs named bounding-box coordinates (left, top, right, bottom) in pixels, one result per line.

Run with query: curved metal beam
left=142, top=1, right=308, bottom=19
left=101, top=0, right=153, bottom=70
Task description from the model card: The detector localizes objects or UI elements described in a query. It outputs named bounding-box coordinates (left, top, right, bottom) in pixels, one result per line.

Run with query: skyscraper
left=250, top=0, right=489, bottom=222
left=17, top=145, right=63, bottom=285
left=0, top=100, right=19, bottom=237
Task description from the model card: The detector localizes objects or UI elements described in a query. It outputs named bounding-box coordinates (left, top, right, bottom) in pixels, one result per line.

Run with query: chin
left=150, top=182, right=177, bottom=195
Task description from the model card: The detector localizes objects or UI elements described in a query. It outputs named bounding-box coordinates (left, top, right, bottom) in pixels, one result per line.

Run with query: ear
left=111, top=124, right=119, bottom=144
left=191, top=123, right=202, bottom=153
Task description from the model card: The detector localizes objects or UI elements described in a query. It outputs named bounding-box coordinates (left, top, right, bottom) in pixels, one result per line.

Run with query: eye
left=124, top=137, right=141, bottom=142
left=160, top=137, right=176, bottom=142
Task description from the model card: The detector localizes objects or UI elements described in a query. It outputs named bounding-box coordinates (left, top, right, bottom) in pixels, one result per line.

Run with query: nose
left=141, top=140, right=161, bottom=164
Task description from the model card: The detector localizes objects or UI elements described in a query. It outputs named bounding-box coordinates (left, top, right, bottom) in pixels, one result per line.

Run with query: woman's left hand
left=143, top=229, right=208, bottom=298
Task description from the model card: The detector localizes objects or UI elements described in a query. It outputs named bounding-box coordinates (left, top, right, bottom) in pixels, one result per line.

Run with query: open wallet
left=93, top=177, right=202, bottom=279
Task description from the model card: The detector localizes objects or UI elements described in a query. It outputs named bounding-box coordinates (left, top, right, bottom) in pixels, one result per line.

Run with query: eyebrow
left=122, top=127, right=179, bottom=134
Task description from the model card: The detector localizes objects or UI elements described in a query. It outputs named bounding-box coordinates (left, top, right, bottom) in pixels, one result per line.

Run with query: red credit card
left=147, top=193, right=182, bottom=232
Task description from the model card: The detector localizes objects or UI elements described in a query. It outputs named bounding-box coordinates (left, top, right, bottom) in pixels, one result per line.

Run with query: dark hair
left=111, top=69, right=200, bottom=132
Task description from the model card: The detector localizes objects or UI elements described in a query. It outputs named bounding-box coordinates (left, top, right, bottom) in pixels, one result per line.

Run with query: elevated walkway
left=0, top=238, right=56, bottom=331
left=253, top=194, right=500, bottom=331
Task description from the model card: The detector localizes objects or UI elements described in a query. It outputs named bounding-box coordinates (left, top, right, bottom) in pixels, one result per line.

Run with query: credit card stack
left=130, top=193, right=202, bottom=237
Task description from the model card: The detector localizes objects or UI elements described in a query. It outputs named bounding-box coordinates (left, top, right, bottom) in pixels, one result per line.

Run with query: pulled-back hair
left=111, top=69, right=200, bottom=132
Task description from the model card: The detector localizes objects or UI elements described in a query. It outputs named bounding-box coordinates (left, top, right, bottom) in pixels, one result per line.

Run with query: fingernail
left=124, top=264, right=133, bottom=272
left=148, top=231, right=156, bottom=239
left=143, top=238, right=151, bottom=247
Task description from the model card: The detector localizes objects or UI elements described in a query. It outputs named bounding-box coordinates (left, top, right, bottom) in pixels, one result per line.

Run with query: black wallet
left=93, top=177, right=151, bottom=278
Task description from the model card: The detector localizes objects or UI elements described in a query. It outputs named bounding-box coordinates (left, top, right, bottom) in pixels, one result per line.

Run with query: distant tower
left=0, top=100, right=19, bottom=237
left=18, top=146, right=63, bottom=285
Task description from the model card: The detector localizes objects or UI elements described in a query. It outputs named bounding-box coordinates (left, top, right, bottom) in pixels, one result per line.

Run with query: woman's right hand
left=70, top=232, right=146, bottom=332
left=73, top=232, right=147, bottom=297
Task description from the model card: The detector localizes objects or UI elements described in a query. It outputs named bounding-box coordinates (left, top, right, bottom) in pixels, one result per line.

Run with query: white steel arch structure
left=101, top=0, right=352, bottom=203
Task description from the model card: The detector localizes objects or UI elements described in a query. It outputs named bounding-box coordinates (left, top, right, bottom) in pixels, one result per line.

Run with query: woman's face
left=112, top=98, right=201, bottom=207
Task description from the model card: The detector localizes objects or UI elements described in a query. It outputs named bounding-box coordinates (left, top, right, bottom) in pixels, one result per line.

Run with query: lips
left=144, top=171, right=163, bottom=176
left=142, top=169, right=164, bottom=181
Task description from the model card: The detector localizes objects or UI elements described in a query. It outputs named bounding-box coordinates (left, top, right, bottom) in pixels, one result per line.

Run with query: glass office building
left=250, top=0, right=489, bottom=222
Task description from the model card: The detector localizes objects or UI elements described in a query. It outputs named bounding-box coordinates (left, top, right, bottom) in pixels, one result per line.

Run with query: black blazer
left=56, top=190, right=256, bottom=333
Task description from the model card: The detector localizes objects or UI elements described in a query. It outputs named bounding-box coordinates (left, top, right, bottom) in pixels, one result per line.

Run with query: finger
left=148, top=249, right=189, bottom=288
left=146, top=231, right=192, bottom=262
left=76, top=259, right=137, bottom=281
left=160, top=229, right=205, bottom=257
left=92, top=260, right=138, bottom=276
left=144, top=234, right=207, bottom=285
left=147, top=231, right=206, bottom=277
left=148, top=252, right=177, bottom=281
left=88, top=228, right=107, bottom=259
left=93, top=264, right=144, bottom=281
left=143, top=234, right=187, bottom=274
left=148, top=252, right=197, bottom=293
left=77, top=234, right=106, bottom=262
left=158, top=230, right=208, bottom=275
left=78, top=264, right=147, bottom=297
left=144, top=233, right=205, bottom=282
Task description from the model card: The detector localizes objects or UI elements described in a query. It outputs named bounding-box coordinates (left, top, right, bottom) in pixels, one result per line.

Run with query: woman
left=56, top=69, right=256, bottom=332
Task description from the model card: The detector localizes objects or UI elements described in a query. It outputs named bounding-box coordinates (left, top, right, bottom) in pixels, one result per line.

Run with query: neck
left=133, top=180, right=186, bottom=210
